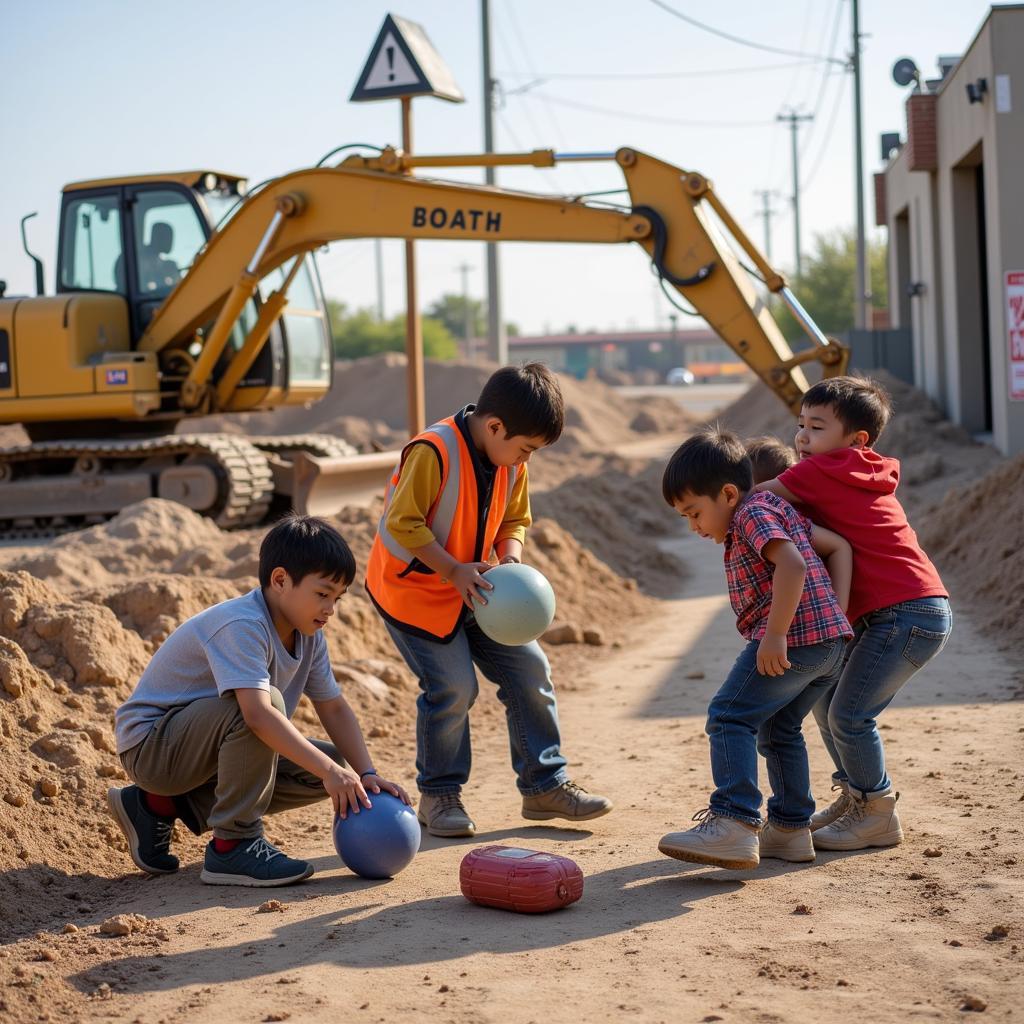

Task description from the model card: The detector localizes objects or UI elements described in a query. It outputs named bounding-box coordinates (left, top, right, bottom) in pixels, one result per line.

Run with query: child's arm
left=406, top=539, right=494, bottom=608
left=314, top=695, right=411, bottom=806
left=492, top=467, right=531, bottom=565
left=753, top=478, right=800, bottom=503
left=758, top=538, right=807, bottom=677
left=809, top=524, right=852, bottom=613
left=233, top=688, right=371, bottom=817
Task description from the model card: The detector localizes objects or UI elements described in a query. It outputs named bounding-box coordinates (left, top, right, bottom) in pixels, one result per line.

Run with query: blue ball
left=332, top=790, right=420, bottom=879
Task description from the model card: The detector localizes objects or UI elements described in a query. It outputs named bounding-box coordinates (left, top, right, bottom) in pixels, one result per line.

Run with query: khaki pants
left=120, top=687, right=342, bottom=840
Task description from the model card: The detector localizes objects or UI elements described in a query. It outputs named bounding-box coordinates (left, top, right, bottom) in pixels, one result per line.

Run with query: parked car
left=665, top=366, right=696, bottom=386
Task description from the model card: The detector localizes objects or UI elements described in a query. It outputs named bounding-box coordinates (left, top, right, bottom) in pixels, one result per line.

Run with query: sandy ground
left=2, top=455, right=1021, bottom=1023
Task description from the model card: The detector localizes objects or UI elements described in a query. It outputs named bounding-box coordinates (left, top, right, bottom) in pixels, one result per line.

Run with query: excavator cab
left=52, top=172, right=332, bottom=430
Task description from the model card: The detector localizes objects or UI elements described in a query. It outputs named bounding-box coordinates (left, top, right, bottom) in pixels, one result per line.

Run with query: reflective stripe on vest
left=366, top=415, right=521, bottom=639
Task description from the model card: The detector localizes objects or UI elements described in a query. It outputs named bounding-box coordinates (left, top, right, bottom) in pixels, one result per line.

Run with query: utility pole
left=776, top=109, right=814, bottom=278
left=851, top=0, right=869, bottom=329
left=457, top=262, right=475, bottom=361
left=481, top=0, right=507, bottom=365
left=753, top=189, right=780, bottom=262
left=374, top=238, right=385, bottom=321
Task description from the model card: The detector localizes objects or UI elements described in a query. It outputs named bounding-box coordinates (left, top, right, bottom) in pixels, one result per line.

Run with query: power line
left=798, top=0, right=847, bottom=158
left=648, top=0, right=846, bottom=64
left=520, top=91, right=775, bottom=128
left=497, top=59, right=821, bottom=82
left=800, top=71, right=849, bottom=191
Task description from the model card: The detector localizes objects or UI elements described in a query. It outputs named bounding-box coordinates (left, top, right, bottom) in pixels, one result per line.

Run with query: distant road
left=616, top=381, right=749, bottom=418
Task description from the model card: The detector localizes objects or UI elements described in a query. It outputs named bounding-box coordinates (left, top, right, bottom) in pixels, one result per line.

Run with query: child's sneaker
left=658, top=809, right=759, bottom=869
left=813, top=790, right=903, bottom=851
left=810, top=781, right=852, bottom=832
left=521, top=780, right=613, bottom=822
left=759, top=822, right=815, bottom=862
left=417, top=792, right=476, bottom=837
left=200, top=837, right=314, bottom=887
left=106, top=786, right=179, bottom=875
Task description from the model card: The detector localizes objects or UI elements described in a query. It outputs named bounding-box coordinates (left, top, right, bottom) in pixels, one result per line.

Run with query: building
left=877, top=4, right=1024, bottom=455
left=502, top=328, right=748, bottom=381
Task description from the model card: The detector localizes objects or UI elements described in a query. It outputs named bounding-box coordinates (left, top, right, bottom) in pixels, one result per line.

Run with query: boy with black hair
left=110, top=515, right=410, bottom=887
left=745, top=435, right=797, bottom=484
left=658, top=429, right=852, bottom=870
left=366, top=362, right=612, bottom=837
left=756, top=375, right=951, bottom=851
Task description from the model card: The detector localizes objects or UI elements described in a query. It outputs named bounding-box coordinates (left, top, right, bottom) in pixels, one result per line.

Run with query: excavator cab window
left=131, top=190, right=205, bottom=297
left=59, top=194, right=124, bottom=292
left=258, top=257, right=331, bottom=387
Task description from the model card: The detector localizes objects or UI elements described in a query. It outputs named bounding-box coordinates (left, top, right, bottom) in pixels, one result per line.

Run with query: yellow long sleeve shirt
left=384, top=442, right=532, bottom=553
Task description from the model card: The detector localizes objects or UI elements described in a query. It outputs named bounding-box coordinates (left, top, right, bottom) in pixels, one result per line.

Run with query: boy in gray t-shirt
left=109, top=515, right=410, bottom=887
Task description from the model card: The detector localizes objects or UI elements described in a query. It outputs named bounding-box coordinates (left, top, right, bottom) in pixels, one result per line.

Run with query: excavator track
left=247, top=434, right=359, bottom=460
left=0, top=433, right=274, bottom=540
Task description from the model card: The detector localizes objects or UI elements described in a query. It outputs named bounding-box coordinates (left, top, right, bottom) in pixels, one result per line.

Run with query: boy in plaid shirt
left=658, top=429, right=853, bottom=870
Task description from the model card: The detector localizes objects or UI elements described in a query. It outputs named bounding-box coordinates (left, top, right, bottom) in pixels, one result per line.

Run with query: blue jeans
left=708, top=637, right=846, bottom=828
left=813, top=597, right=952, bottom=797
left=385, top=618, right=569, bottom=797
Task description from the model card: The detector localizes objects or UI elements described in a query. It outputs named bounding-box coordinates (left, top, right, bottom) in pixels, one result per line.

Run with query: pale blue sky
left=0, top=0, right=1002, bottom=333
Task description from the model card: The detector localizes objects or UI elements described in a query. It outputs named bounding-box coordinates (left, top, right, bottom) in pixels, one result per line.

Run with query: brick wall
left=873, top=172, right=887, bottom=225
left=905, top=93, right=938, bottom=171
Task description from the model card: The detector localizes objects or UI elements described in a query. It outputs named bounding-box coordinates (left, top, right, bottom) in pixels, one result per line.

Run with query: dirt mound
left=187, top=354, right=695, bottom=453
left=714, top=370, right=1002, bottom=515
left=918, top=454, right=1024, bottom=653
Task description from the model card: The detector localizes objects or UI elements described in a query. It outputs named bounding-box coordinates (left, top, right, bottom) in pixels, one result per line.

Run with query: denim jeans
left=813, top=596, right=952, bottom=797
left=385, top=618, right=568, bottom=797
left=707, top=637, right=846, bottom=828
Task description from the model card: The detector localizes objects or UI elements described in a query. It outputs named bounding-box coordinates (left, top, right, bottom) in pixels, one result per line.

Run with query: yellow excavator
left=0, top=146, right=847, bottom=537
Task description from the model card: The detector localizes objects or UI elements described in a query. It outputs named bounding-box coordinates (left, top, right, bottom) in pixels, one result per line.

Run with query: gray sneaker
left=658, top=809, right=759, bottom=870
left=200, top=837, right=314, bottom=887
left=759, top=821, right=815, bottom=862
left=417, top=792, right=476, bottom=837
left=810, top=781, right=852, bottom=832
left=521, top=780, right=613, bottom=822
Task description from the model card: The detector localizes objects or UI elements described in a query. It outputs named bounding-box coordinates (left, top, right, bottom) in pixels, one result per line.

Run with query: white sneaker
left=658, top=809, right=759, bottom=869
left=759, top=822, right=815, bottom=862
left=810, top=781, right=852, bottom=832
left=813, top=790, right=903, bottom=851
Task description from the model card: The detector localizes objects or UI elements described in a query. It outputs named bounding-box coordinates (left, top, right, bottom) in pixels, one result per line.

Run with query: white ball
left=473, top=563, right=556, bottom=646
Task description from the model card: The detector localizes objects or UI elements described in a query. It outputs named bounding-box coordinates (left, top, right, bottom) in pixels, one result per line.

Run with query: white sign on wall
left=1007, top=271, right=1024, bottom=400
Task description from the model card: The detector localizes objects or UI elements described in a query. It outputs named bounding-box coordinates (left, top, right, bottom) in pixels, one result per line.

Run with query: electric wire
left=497, top=60, right=821, bottom=83
left=801, top=68, right=850, bottom=191
left=523, top=91, right=775, bottom=128
left=648, top=0, right=846, bottom=64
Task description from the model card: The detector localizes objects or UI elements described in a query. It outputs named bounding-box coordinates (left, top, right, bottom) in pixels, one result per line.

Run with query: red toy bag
left=459, top=845, right=583, bottom=913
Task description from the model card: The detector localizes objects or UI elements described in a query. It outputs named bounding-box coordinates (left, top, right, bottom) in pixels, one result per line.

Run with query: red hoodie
left=778, top=447, right=946, bottom=624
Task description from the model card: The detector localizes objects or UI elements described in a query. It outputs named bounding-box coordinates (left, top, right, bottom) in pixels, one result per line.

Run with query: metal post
left=481, top=0, right=507, bottom=365
left=374, top=238, right=385, bottom=321
left=457, top=262, right=474, bottom=361
left=777, top=110, right=814, bottom=278
left=401, top=96, right=425, bottom=435
left=754, top=189, right=778, bottom=262
left=852, top=0, right=869, bottom=329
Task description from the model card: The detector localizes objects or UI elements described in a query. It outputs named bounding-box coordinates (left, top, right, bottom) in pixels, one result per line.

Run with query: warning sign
left=350, top=14, right=464, bottom=104
left=1007, top=271, right=1024, bottom=400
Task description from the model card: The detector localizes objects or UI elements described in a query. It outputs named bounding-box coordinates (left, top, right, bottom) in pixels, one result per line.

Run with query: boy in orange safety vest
left=366, top=363, right=612, bottom=837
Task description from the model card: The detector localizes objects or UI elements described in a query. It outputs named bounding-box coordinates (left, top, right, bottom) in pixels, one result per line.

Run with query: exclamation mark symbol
left=386, top=44, right=395, bottom=81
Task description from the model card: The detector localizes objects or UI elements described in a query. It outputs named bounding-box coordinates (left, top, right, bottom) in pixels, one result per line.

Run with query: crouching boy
left=109, top=515, right=410, bottom=887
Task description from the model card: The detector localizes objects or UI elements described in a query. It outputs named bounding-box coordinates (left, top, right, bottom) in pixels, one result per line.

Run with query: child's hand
left=757, top=632, right=791, bottom=677
left=362, top=774, right=413, bottom=806
left=324, top=765, right=372, bottom=818
left=450, top=561, right=494, bottom=609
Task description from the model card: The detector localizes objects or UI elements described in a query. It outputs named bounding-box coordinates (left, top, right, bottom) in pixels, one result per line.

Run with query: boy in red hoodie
left=756, top=376, right=951, bottom=851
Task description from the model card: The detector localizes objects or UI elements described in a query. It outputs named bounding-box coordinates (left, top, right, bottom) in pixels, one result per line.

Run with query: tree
left=326, top=300, right=458, bottom=361
left=775, top=229, right=888, bottom=341
left=425, top=292, right=520, bottom=342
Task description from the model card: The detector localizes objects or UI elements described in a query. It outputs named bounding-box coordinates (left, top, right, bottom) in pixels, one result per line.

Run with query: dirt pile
left=714, top=370, right=1002, bottom=515
left=188, top=353, right=695, bottom=453
left=918, top=453, right=1024, bottom=653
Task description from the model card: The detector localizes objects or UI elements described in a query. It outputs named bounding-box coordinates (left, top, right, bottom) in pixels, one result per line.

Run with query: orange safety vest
left=365, top=414, right=521, bottom=642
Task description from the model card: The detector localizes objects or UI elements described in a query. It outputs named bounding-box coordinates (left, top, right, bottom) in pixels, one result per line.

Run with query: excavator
left=0, top=146, right=848, bottom=537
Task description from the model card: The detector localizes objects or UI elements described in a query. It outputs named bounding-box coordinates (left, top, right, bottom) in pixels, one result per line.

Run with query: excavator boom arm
left=139, top=147, right=847, bottom=414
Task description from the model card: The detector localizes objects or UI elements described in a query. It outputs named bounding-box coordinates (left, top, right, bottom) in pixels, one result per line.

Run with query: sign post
left=351, top=14, right=464, bottom=436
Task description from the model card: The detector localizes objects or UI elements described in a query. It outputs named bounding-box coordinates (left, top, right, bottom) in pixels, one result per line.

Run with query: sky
left=0, top=0, right=1003, bottom=335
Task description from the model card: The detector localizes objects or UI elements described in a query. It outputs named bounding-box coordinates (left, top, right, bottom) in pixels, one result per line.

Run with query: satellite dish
left=892, top=58, right=920, bottom=88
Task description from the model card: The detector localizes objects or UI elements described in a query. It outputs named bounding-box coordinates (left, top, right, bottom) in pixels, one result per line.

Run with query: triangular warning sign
left=350, top=14, right=464, bottom=103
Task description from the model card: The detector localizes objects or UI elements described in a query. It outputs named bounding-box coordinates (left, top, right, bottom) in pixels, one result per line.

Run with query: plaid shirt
left=724, top=492, right=852, bottom=646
